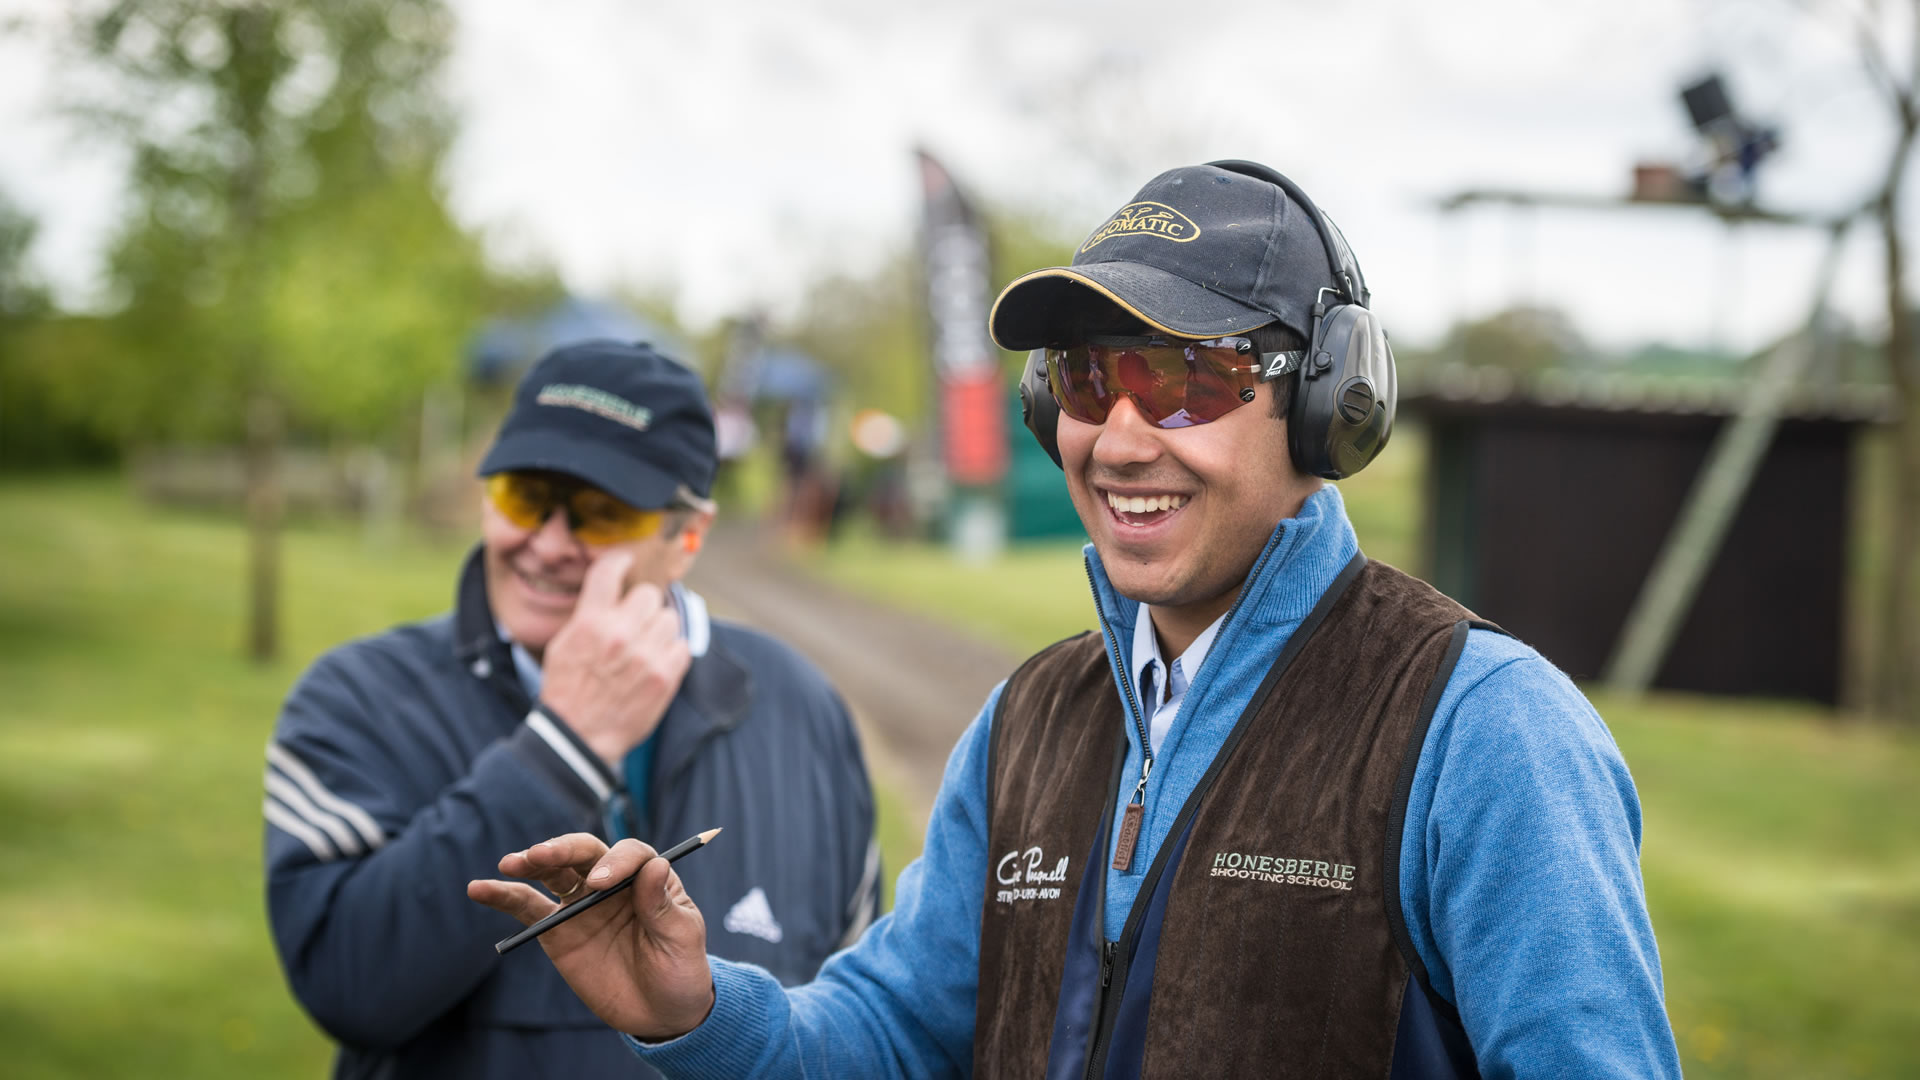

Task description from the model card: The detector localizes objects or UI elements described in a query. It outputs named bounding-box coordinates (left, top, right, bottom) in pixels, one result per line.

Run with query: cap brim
left=477, top=430, right=681, bottom=510
left=989, top=263, right=1276, bottom=350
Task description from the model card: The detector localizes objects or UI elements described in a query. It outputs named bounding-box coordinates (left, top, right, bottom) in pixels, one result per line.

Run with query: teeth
left=1106, top=492, right=1189, bottom=513
left=523, top=571, right=576, bottom=595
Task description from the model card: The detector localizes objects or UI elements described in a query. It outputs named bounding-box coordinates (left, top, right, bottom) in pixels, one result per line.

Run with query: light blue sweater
left=633, top=485, right=1682, bottom=1078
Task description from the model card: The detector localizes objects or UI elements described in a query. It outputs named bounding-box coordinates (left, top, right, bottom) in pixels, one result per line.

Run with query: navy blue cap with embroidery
left=478, top=339, right=716, bottom=509
left=988, top=161, right=1349, bottom=349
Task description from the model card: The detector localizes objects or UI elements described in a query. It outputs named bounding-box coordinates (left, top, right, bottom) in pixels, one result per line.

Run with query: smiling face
left=1058, top=378, right=1321, bottom=644
left=481, top=490, right=709, bottom=658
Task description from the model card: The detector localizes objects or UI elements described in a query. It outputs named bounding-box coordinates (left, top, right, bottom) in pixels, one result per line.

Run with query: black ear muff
left=1020, top=349, right=1063, bottom=469
left=1208, top=159, right=1395, bottom=480
left=1288, top=304, right=1396, bottom=479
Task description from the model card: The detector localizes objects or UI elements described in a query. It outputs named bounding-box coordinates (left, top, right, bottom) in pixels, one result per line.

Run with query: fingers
left=467, top=878, right=558, bottom=926
left=541, top=867, right=588, bottom=901
left=615, top=584, right=688, bottom=669
left=615, top=579, right=669, bottom=623
left=584, top=837, right=659, bottom=890
left=501, top=833, right=611, bottom=879
left=576, top=549, right=634, bottom=612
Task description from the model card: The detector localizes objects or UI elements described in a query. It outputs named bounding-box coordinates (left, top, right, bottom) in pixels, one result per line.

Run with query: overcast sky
left=0, top=0, right=1908, bottom=354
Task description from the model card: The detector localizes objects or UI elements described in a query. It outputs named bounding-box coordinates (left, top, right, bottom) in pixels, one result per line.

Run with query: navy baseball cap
left=989, top=161, right=1350, bottom=349
left=477, top=340, right=717, bottom=509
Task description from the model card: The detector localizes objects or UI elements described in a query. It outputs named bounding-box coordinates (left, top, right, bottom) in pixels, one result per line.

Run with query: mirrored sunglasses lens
left=1175, top=344, right=1252, bottom=426
left=1047, top=347, right=1113, bottom=424
left=1099, top=341, right=1254, bottom=428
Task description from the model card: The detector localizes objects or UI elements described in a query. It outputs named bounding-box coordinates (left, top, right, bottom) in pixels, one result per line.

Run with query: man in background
left=264, top=339, right=880, bottom=1078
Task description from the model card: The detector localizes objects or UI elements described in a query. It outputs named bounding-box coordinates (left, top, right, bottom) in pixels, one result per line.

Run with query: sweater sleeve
left=628, top=683, right=1003, bottom=1079
left=263, top=645, right=609, bottom=1048
left=1400, top=629, right=1683, bottom=1079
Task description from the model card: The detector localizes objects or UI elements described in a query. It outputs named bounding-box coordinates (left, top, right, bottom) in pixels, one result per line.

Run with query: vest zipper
left=1086, top=559, right=1153, bottom=875
left=1079, top=536, right=1289, bottom=1080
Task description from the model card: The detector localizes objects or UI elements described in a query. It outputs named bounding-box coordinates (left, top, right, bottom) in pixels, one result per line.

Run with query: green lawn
left=6, top=465, right=1917, bottom=1079
left=805, top=435, right=1920, bottom=1079
left=0, top=475, right=928, bottom=1078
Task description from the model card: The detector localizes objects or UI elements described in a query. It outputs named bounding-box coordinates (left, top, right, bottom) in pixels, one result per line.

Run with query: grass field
left=4, top=466, right=1917, bottom=1078
left=805, top=437, right=1920, bottom=1079
left=0, top=475, right=925, bottom=1079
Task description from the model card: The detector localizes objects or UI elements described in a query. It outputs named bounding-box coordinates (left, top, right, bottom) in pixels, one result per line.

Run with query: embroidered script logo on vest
left=1079, top=201, right=1202, bottom=253
left=1209, top=850, right=1356, bottom=892
left=993, top=845, right=1069, bottom=904
left=536, top=383, right=653, bottom=432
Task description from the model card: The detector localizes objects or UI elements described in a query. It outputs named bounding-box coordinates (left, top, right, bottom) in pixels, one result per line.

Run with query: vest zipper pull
left=1111, top=761, right=1151, bottom=872
left=1100, top=940, right=1118, bottom=988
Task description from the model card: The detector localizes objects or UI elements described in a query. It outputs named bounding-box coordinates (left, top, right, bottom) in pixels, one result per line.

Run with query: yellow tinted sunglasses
left=486, top=471, right=686, bottom=545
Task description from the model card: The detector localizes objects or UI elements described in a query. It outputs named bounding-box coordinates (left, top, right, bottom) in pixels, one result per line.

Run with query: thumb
left=633, top=857, right=704, bottom=945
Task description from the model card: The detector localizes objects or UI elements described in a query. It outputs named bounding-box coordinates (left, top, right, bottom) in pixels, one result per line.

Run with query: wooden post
left=1602, top=221, right=1854, bottom=694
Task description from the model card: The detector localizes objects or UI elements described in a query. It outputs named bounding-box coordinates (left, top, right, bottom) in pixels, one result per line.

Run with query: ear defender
left=1288, top=293, right=1396, bottom=480
left=1019, top=349, right=1063, bottom=469
left=1204, top=159, right=1395, bottom=481
left=682, top=530, right=703, bottom=555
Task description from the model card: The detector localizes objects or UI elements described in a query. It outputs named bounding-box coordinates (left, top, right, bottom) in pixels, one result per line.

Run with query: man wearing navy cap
left=264, top=340, right=880, bottom=1079
left=475, top=166, right=1682, bottom=1078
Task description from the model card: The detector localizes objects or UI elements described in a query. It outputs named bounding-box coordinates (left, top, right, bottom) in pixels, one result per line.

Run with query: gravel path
left=686, top=526, right=1022, bottom=830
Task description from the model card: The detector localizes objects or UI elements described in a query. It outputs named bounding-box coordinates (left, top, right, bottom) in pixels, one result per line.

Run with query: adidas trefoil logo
left=723, top=886, right=784, bottom=943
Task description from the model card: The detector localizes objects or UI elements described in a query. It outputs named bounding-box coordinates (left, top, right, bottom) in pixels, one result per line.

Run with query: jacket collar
left=453, top=545, right=530, bottom=714
left=450, top=543, right=749, bottom=772
left=1085, top=483, right=1362, bottom=655
left=653, top=631, right=752, bottom=784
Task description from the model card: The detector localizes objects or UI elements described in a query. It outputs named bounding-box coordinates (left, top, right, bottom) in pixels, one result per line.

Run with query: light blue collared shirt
left=1129, top=603, right=1226, bottom=757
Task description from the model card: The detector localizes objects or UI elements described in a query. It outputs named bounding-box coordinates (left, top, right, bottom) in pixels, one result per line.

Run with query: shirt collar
left=1130, top=601, right=1227, bottom=708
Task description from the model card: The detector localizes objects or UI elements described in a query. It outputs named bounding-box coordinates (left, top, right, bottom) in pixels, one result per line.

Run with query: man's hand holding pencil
left=468, top=833, right=719, bottom=1041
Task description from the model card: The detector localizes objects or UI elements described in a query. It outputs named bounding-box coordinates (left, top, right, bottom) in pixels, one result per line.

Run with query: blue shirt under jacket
left=631, top=485, right=1683, bottom=1079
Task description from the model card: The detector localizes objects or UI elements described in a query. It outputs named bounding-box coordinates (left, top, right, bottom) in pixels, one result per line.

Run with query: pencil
left=495, top=827, right=722, bottom=955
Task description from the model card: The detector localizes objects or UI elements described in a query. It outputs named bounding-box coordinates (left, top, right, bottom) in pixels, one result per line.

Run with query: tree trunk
left=231, top=6, right=278, bottom=664
left=245, top=390, right=281, bottom=663
left=1875, top=109, right=1920, bottom=723
left=1884, top=369, right=1920, bottom=723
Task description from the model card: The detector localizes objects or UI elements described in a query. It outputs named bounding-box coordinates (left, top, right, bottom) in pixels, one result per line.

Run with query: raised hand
left=538, top=551, right=692, bottom=767
left=467, top=833, right=716, bottom=1040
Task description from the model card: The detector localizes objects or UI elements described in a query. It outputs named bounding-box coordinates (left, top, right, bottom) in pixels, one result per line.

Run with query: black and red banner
left=917, top=149, right=1008, bottom=488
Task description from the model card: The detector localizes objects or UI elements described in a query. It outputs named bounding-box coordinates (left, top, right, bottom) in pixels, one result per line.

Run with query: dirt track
left=685, top=527, right=1020, bottom=830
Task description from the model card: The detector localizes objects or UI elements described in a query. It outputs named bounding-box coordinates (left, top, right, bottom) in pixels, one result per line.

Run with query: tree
left=1440, top=305, right=1590, bottom=376
left=54, top=0, right=484, bottom=661
left=1804, top=0, right=1920, bottom=721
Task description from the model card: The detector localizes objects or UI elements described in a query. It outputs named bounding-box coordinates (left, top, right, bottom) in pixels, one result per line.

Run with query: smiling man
left=470, top=165, right=1682, bottom=1078
left=264, top=340, right=879, bottom=1080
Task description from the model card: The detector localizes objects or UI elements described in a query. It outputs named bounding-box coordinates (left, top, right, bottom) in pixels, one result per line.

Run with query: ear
left=677, top=508, right=716, bottom=561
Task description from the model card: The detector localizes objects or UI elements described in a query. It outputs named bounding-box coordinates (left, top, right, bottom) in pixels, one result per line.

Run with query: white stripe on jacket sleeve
left=837, top=837, right=883, bottom=950
left=264, top=797, right=340, bottom=862
left=264, top=771, right=364, bottom=857
left=266, top=743, right=387, bottom=850
left=523, top=708, right=614, bottom=801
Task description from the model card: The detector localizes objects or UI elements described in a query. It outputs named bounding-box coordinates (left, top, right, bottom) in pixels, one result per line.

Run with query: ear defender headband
left=1017, top=162, right=1395, bottom=480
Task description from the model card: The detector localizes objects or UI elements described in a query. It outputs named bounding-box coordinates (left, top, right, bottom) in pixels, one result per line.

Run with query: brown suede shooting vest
left=974, top=558, right=1489, bottom=1078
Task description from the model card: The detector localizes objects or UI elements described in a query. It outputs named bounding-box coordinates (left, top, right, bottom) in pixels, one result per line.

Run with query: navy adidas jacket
left=264, top=548, right=880, bottom=1080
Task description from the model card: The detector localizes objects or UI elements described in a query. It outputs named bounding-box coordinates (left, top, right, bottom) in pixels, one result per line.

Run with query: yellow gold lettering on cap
left=1080, top=202, right=1202, bottom=253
